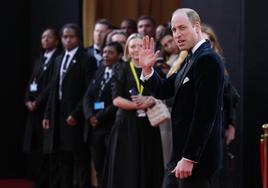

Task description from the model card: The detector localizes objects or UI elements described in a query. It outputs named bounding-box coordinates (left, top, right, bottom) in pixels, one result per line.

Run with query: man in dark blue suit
left=139, top=8, right=224, bottom=188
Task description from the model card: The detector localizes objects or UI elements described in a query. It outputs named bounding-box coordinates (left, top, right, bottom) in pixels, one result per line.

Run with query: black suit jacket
left=142, top=41, right=224, bottom=177
left=25, top=49, right=61, bottom=108
left=83, top=65, right=117, bottom=136
left=43, top=46, right=97, bottom=152
left=85, top=45, right=102, bottom=67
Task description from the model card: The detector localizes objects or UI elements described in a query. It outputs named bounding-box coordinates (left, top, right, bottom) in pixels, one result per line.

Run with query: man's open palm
left=139, top=36, right=160, bottom=72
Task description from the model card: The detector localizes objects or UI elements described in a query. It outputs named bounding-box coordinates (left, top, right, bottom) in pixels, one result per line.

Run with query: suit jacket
left=23, top=48, right=61, bottom=152
left=142, top=41, right=224, bottom=177
left=25, top=49, right=61, bottom=108
left=83, top=65, right=117, bottom=137
left=43, top=46, right=97, bottom=153
left=85, top=45, right=102, bottom=67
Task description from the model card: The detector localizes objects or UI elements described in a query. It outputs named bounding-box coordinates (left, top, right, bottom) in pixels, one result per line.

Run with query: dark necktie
left=100, top=71, right=110, bottom=87
left=59, top=54, right=70, bottom=100
left=41, top=56, right=48, bottom=70
left=175, top=52, right=192, bottom=88
left=98, top=71, right=111, bottom=98
left=42, top=55, right=48, bottom=64
left=95, top=48, right=101, bottom=54
left=63, top=54, right=70, bottom=71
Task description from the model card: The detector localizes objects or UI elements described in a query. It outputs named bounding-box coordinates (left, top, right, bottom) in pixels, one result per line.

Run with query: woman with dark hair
left=83, top=42, right=123, bottom=187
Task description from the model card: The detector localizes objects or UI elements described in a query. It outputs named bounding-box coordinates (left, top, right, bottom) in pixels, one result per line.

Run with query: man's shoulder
left=85, top=45, right=95, bottom=55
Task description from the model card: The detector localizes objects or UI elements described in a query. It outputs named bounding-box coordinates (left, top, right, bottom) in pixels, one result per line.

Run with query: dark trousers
left=59, top=149, right=91, bottom=188
left=30, top=152, right=60, bottom=188
left=48, top=153, right=60, bottom=188
left=210, top=144, right=236, bottom=188
left=30, top=153, right=49, bottom=188
left=91, top=132, right=109, bottom=187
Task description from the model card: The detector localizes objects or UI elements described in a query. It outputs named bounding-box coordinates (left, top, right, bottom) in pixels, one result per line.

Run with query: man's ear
left=194, top=22, right=201, bottom=33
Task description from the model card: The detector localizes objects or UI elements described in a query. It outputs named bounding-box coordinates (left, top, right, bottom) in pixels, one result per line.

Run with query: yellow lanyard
left=130, top=61, right=144, bottom=94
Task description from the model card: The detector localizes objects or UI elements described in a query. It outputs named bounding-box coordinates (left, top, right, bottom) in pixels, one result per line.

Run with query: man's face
left=61, top=28, right=79, bottom=51
left=121, top=21, right=135, bottom=36
left=137, top=19, right=155, bottom=37
left=41, top=29, right=58, bottom=51
left=171, top=12, right=199, bottom=51
left=93, top=23, right=109, bottom=46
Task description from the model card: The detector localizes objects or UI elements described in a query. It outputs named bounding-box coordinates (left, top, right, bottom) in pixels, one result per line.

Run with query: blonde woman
left=102, top=33, right=163, bottom=188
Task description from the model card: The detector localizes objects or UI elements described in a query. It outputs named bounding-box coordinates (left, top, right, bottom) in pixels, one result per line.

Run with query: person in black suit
left=42, top=23, right=97, bottom=188
left=85, top=19, right=112, bottom=67
left=83, top=42, right=123, bottom=187
left=24, top=28, right=61, bottom=188
left=139, top=8, right=224, bottom=188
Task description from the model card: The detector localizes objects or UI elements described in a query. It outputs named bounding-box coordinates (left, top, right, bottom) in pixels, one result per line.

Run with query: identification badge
left=94, top=101, right=105, bottom=110
left=30, top=81, right=38, bottom=92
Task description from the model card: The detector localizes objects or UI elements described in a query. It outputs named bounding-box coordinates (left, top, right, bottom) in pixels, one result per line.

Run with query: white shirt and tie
left=59, top=47, right=79, bottom=100
left=42, top=48, right=57, bottom=70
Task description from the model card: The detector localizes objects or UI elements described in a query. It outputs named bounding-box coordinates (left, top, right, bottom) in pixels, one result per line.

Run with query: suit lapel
left=37, top=56, right=52, bottom=79
left=174, top=41, right=211, bottom=94
left=32, top=57, right=43, bottom=80
left=64, top=48, right=80, bottom=78
left=38, top=49, right=61, bottom=79
left=55, top=54, right=64, bottom=81
left=176, top=58, right=194, bottom=89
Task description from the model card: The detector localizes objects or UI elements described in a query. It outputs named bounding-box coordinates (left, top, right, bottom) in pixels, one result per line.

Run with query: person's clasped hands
left=131, top=95, right=155, bottom=109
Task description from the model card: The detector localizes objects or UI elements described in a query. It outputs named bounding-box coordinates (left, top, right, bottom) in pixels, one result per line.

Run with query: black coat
left=83, top=65, right=117, bottom=137
left=142, top=41, right=224, bottom=177
left=43, top=47, right=97, bottom=153
left=23, top=49, right=61, bottom=152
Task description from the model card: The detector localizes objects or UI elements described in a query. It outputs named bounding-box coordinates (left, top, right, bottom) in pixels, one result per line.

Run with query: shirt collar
left=93, top=44, right=101, bottom=52
left=105, top=66, right=112, bottom=73
left=65, top=47, right=79, bottom=58
left=43, top=48, right=57, bottom=63
left=191, top=39, right=206, bottom=54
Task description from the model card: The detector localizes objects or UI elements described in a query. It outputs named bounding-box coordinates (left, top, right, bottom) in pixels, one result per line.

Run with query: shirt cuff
left=140, top=68, right=154, bottom=82
left=182, top=157, right=198, bottom=164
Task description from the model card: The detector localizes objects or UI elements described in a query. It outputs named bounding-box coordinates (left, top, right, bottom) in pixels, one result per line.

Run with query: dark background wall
left=0, top=0, right=267, bottom=187
left=243, top=0, right=268, bottom=187
left=0, top=0, right=81, bottom=178
left=0, top=0, right=30, bottom=178
left=28, top=0, right=82, bottom=61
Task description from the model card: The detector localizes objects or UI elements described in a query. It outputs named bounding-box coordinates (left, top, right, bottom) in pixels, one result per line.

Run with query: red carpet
left=0, top=179, right=32, bottom=188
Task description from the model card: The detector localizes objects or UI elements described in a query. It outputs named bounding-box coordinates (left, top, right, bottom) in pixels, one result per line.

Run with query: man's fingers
left=171, top=167, right=192, bottom=179
left=154, top=50, right=160, bottom=59
left=150, top=37, right=155, bottom=51
left=145, top=35, right=150, bottom=49
left=143, top=36, right=146, bottom=50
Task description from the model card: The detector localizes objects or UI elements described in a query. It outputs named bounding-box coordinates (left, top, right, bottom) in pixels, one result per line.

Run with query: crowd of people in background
left=24, top=8, right=239, bottom=188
